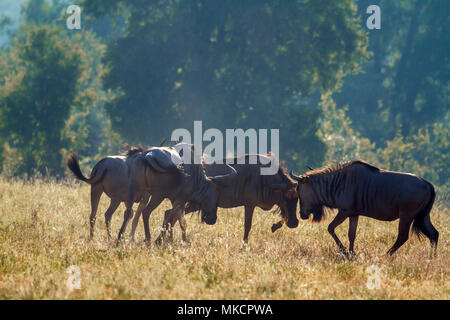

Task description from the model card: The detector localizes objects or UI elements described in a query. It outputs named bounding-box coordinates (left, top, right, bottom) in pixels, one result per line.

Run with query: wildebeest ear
left=159, top=137, right=167, bottom=147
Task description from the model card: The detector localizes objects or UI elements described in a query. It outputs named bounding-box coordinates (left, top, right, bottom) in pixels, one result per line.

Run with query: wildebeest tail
left=66, top=151, right=106, bottom=185
left=411, top=182, right=436, bottom=242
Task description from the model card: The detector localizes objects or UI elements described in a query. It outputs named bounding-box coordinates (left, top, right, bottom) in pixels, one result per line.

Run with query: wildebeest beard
left=310, top=204, right=326, bottom=222
left=283, top=195, right=299, bottom=227
left=301, top=184, right=333, bottom=222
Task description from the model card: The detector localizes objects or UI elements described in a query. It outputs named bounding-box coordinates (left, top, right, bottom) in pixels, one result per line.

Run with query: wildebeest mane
left=303, top=159, right=379, bottom=179
left=123, top=144, right=146, bottom=157
left=301, top=160, right=378, bottom=223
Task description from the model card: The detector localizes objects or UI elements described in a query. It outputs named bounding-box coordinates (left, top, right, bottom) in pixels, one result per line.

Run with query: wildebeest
left=176, top=153, right=299, bottom=243
left=66, top=150, right=150, bottom=240
left=120, top=143, right=237, bottom=243
left=289, top=160, right=439, bottom=256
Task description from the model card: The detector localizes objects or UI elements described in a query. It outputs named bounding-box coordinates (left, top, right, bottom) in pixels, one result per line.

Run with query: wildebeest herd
left=67, top=141, right=439, bottom=257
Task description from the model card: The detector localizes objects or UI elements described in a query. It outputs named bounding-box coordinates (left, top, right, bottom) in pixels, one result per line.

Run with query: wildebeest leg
left=167, top=207, right=185, bottom=240
left=422, top=214, right=439, bottom=257
left=104, top=198, right=121, bottom=240
left=157, top=210, right=177, bottom=244
left=171, top=206, right=187, bottom=241
left=243, top=205, right=255, bottom=243
left=328, top=210, right=348, bottom=253
left=413, top=213, right=439, bottom=258
left=163, top=207, right=187, bottom=242
left=117, top=207, right=134, bottom=242
left=89, top=184, right=103, bottom=240
left=271, top=217, right=287, bottom=233
left=166, top=209, right=176, bottom=240
left=179, top=215, right=188, bottom=242
left=348, top=215, right=359, bottom=254
left=129, top=196, right=150, bottom=242
left=141, top=195, right=164, bottom=243
left=386, top=216, right=413, bottom=256
left=156, top=209, right=173, bottom=245
left=156, top=201, right=184, bottom=245
left=117, top=182, right=136, bottom=242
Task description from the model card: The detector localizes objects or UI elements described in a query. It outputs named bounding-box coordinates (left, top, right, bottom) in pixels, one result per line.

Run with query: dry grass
left=0, top=176, right=448, bottom=300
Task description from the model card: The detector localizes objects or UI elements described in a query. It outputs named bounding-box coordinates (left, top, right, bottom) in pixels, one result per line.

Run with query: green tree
left=380, top=122, right=449, bottom=187
left=318, top=95, right=449, bottom=188
left=334, top=0, right=449, bottom=143
left=0, top=25, right=83, bottom=175
left=21, top=0, right=65, bottom=25
left=318, top=94, right=378, bottom=165
left=82, top=0, right=369, bottom=168
left=61, top=30, right=122, bottom=170
left=0, top=0, right=123, bottom=175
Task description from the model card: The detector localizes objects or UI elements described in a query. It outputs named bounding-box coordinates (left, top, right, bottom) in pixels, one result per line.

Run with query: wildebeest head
left=182, top=169, right=238, bottom=226
left=270, top=169, right=299, bottom=228
left=289, top=170, right=323, bottom=221
left=197, top=180, right=220, bottom=225
left=174, top=143, right=236, bottom=225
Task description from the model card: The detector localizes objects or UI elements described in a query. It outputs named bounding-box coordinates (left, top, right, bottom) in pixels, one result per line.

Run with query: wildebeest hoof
left=286, top=219, right=299, bottom=228
left=271, top=223, right=281, bottom=233
left=155, top=237, right=163, bottom=246
left=345, top=251, right=357, bottom=260
left=204, top=219, right=217, bottom=226
left=338, top=248, right=356, bottom=260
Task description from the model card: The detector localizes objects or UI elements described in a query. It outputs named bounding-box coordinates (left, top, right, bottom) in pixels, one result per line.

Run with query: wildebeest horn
left=306, top=165, right=314, bottom=171
left=289, top=170, right=303, bottom=182
left=159, top=137, right=167, bottom=147
left=211, top=165, right=237, bottom=186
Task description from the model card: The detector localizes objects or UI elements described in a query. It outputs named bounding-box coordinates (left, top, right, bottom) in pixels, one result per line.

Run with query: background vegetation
left=0, top=0, right=447, bottom=191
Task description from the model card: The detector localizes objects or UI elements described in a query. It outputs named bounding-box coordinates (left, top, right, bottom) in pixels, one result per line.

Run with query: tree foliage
left=0, top=0, right=123, bottom=175
left=335, top=0, right=449, bottom=143
left=83, top=0, right=369, bottom=168
left=0, top=0, right=447, bottom=190
left=320, top=95, right=449, bottom=188
left=0, top=25, right=83, bottom=175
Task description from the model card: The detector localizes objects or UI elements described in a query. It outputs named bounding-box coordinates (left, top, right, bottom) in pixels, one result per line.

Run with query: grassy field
left=0, top=176, right=448, bottom=300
